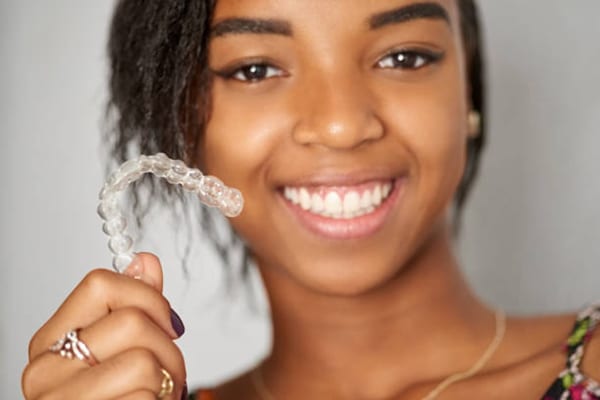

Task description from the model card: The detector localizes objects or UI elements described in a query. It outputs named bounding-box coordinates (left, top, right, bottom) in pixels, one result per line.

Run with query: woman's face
left=201, top=0, right=470, bottom=295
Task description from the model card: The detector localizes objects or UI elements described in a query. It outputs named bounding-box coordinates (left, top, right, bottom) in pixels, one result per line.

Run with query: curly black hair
left=105, top=0, right=486, bottom=279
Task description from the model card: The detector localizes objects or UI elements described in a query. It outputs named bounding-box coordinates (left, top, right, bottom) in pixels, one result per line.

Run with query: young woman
left=22, top=1, right=599, bottom=399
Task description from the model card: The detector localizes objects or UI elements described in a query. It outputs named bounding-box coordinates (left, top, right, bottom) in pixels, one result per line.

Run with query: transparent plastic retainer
left=97, top=153, right=244, bottom=272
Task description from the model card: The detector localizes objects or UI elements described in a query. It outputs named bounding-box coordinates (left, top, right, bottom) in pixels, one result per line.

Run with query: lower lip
left=280, top=179, right=404, bottom=240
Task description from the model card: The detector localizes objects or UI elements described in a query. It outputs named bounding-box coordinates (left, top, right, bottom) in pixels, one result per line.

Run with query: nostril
left=292, top=117, right=383, bottom=150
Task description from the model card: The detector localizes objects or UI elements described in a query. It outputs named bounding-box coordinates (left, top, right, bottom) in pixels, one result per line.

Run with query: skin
left=21, top=1, right=599, bottom=399
left=22, top=254, right=187, bottom=399
left=202, top=0, right=600, bottom=399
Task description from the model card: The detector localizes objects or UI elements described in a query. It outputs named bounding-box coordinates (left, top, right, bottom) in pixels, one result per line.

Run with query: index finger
left=28, top=260, right=179, bottom=361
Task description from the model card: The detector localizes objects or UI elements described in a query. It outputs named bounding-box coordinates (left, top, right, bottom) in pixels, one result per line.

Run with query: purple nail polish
left=181, top=383, right=188, bottom=400
left=170, top=308, right=185, bottom=337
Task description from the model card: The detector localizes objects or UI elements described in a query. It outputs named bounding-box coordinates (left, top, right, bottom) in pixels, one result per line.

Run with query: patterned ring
left=158, top=368, right=174, bottom=398
left=49, top=329, right=99, bottom=367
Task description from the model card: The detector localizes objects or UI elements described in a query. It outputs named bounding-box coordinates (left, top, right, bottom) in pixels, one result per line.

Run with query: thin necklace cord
left=251, top=309, right=507, bottom=400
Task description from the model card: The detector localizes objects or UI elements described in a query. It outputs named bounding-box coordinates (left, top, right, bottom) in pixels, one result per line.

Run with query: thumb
left=123, top=252, right=164, bottom=292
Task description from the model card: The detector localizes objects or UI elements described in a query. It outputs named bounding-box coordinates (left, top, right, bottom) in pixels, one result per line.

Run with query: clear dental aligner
left=97, top=153, right=244, bottom=273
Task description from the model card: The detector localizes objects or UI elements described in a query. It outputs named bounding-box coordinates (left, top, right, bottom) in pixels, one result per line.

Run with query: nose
left=291, top=69, right=384, bottom=150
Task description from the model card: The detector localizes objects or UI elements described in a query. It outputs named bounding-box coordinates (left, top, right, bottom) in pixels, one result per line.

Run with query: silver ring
left=49, top=329, right=98, bottom=366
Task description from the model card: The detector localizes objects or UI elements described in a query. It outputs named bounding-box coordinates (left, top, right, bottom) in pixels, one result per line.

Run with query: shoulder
left=473, top=305, right=598, bottom=398
left=523, top=302, right=600, bottom=399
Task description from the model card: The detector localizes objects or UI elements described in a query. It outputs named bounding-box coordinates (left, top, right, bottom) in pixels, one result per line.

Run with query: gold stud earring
left=468, top=110, right=481, bottom=138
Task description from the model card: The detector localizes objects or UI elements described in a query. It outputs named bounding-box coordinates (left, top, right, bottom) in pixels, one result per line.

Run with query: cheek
left=415, top=110, right=468, bottom=216
left=419, top=119, right=467, bottom=215
left=200, top=82, right=287, bottom=238
left=413, top=103, right=466, bottom=186
left=380, top=80, right=469, bottom=210
left=201, top=79, right=288, bottom=182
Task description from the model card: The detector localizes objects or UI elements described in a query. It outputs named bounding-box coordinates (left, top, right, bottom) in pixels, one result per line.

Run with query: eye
left=224, top=63, right=284, bottom=82
left=376, top=49, right=443, bottom=70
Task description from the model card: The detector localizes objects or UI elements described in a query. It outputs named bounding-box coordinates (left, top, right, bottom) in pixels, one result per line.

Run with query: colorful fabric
left=191, top=303, right=600, bottom=400
left=542, top=303, right=600, bottom=400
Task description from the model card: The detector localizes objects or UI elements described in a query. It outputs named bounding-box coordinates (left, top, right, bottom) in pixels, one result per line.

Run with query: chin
left=301, top=267, right=399, bottom=297
left=254, top=238, right=416, bottom=298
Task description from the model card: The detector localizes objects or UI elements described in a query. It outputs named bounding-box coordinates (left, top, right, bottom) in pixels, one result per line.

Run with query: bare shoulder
left=507, top=312, right=575, bottom=348
left=205, top=310, right=599, bottom=400
left=466, top=312, right=576, bottom=399
left=478, top=308, right=600, bottom=399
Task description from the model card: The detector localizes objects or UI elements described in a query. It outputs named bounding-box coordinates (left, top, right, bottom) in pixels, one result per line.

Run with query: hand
left=21, top=253, right=187, bottom=400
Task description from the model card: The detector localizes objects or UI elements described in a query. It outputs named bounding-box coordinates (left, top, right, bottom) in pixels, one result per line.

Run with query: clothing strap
left=550, top=302, right=600, bottom=399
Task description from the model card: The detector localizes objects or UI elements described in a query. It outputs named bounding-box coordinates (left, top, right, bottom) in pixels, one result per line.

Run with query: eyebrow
left=210, top=2, right=449, bottom=38
left=211, top=18, right=292, bottom=38
left=369, top=2, right=451, bottom=30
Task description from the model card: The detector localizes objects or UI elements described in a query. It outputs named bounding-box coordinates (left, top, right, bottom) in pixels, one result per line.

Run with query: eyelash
left=376, top=49, right=444, bottom=70
left=215, top=48, right=444, bottom=83
left=214, top=63, right=285, bottom=83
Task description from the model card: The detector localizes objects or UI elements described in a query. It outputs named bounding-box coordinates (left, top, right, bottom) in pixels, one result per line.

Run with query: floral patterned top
left=542, top=304, right=600, bottom=400
left=190, top=304, right=600, bottom=400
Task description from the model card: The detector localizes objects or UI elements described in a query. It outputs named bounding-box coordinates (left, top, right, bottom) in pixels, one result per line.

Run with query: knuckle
left=127, top=347, right=162, bottom=378
left=21, top=362, right=38, bottom=399
left=80, top=268, right=115, bottom=299
left=22, top=355, right=77, bottom=400
left=113, top=307, right=152, bottom=335
left=100, top=347, right=161, bottom=388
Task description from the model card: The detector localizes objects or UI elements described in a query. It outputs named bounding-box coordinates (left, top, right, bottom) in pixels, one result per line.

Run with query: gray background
left=1, top=1, right=599, bottom=398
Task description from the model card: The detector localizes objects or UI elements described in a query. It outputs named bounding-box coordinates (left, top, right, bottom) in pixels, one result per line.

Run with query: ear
left=467, top=109, right=481, bottom=139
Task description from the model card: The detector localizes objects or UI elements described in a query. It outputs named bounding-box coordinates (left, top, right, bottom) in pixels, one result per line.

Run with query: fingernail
left=181, top=383, right=188, bottom=400
left=123, top=254, right=144, bottom=280
left=170, top=308, right=185, bottom=337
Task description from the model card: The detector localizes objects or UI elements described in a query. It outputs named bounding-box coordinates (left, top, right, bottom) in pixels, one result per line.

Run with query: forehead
left=211, top=0, right=461, bottom=32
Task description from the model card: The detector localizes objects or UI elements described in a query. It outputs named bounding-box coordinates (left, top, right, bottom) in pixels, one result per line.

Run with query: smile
left=283, top=181, right=393, bottom=219
left=279, top=177, right=402, bottom=240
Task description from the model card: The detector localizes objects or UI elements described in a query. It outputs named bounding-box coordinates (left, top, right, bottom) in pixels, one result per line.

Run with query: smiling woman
left=19, top=1, right=600, bottom=400
left=201, top=0, right=472, bottom=301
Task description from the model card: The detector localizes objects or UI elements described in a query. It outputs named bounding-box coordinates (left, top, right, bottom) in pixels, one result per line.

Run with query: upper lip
left=275, top=168, right=406, bottom=188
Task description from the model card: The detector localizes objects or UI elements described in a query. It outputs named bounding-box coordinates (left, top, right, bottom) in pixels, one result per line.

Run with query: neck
left=256, top=226, right=494, bottom=399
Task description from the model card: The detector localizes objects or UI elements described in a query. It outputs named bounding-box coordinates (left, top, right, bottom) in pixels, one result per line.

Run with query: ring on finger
left=158, top=368, right=174, bottom=398
left=49, top=328, right=99, bottom=367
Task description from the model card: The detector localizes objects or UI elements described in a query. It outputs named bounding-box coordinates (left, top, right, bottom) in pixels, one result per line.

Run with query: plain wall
left=2, top=1, right=599, bottom=398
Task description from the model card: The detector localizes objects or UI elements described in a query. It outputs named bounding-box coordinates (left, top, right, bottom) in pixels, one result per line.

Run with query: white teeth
left=360, top=191, right=372, bottom=209
left=283, top=181, right=394, bottom=219
left=311, top=193, right=324, bottom=213
left=343, top=191, right=360, bottom=216
left=299, top=188, right=311, bottom=210
left=382, top=183, right=391, bottom=198
left=285, top=187, right=298, bottom=204
left=284, top=187, right=291, bottom=200
left=324, top=192, right=343, bottom=217
left=372, top=185, right=382, bottom=206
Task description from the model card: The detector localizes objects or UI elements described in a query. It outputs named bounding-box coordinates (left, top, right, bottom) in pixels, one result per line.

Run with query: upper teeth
left=283, top=182, right=392, bottom=219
